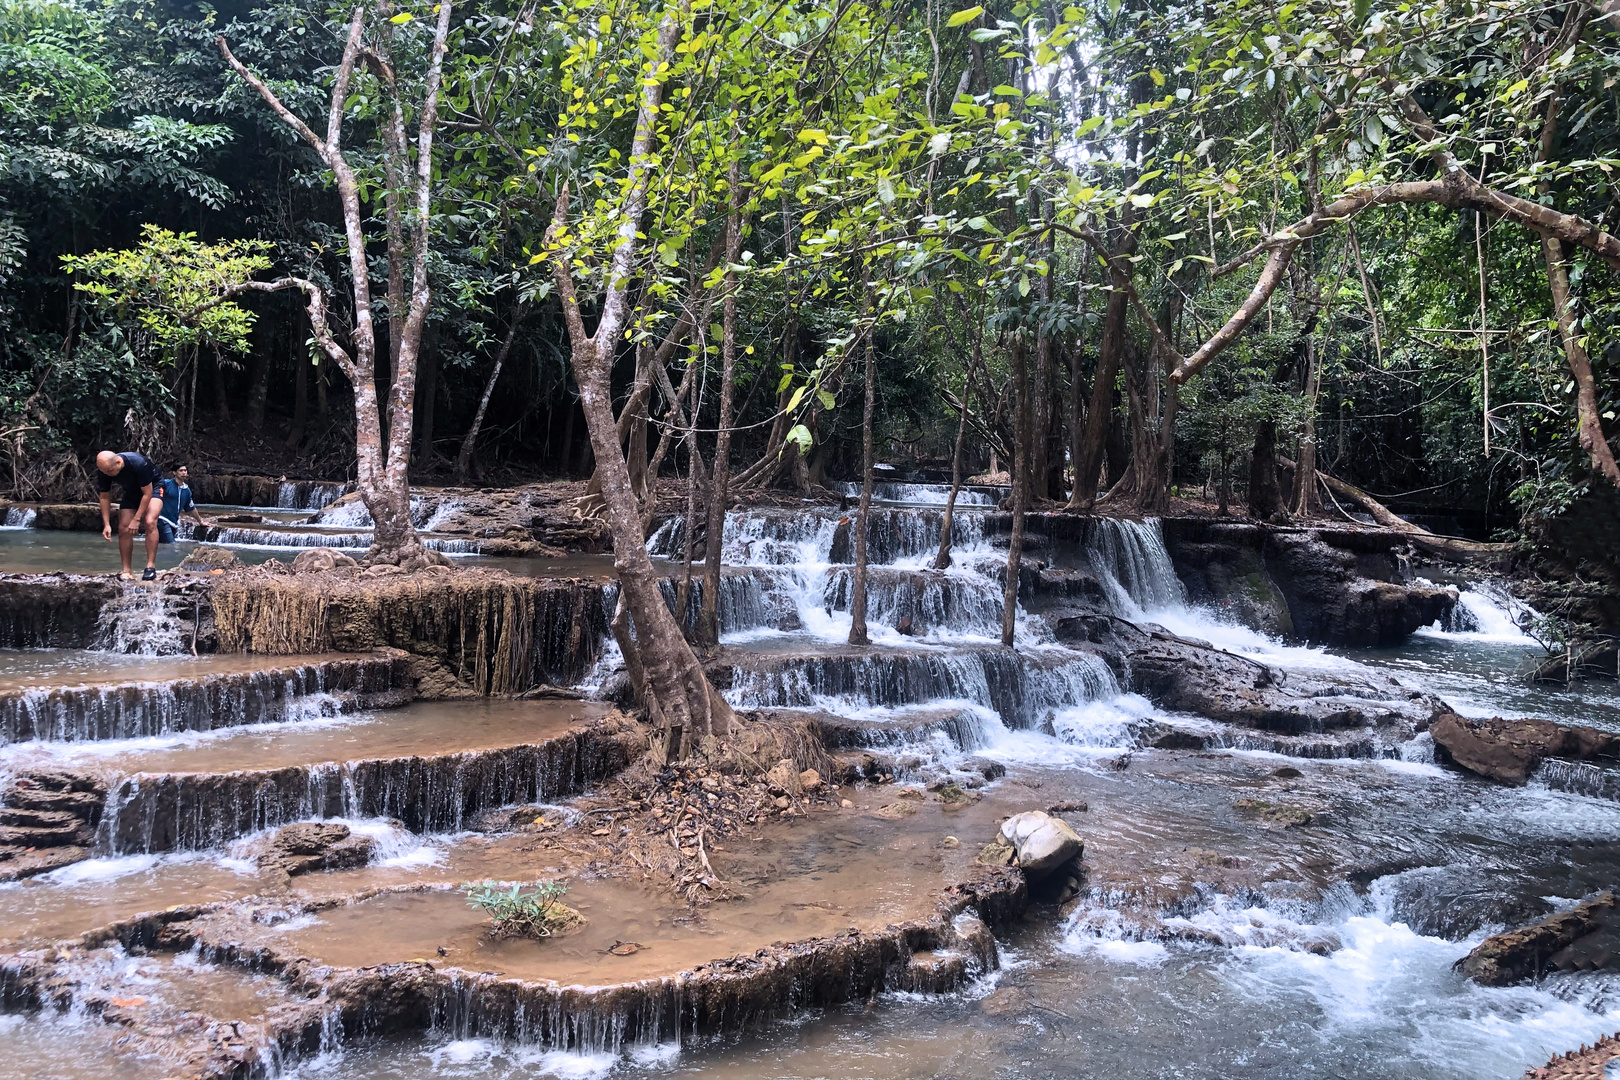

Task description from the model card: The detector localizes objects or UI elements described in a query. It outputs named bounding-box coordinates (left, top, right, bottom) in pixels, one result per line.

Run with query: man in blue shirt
left=156, top=463, right=211, bottom=544
left=95, top=449, right=162, bottom=580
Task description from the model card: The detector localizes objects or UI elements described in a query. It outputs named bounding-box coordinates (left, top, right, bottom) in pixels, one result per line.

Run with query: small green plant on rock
left=463, top=880, right=580, bottom=939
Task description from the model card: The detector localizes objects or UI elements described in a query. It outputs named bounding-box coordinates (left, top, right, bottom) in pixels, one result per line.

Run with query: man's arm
left=99, top=492, right=113, bottom=540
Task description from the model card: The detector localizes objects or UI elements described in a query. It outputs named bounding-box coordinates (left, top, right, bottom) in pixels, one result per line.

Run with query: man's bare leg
left=142, top=497, right=160, bottom=570
left=117, top=508, right=137, bottom=576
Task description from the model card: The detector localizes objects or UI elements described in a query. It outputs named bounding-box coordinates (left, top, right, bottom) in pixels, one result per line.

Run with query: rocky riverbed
left=0, top=478, right=1614, bottom=1079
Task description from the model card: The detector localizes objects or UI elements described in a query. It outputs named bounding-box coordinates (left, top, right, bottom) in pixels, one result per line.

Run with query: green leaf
left=946, top=5, right=984, bottom=27
left=389, top=12, right=413, bottom=23
left=786, top=424, right=814, bottom=452
left=817, top=390, right=836, bottom=410
left=968, top=27, right=1008, bottom=41
left=777, top=373, right=794, bottom=393
left=786, top=385, right=806, bottom=412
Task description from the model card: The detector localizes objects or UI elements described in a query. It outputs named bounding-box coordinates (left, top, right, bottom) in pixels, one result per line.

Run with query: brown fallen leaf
left=608, top=940, right=645, bottom=956
left=108, top=997, right=147, bottom=1008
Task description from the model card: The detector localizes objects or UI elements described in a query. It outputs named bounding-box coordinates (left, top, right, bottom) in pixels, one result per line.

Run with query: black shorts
left=115, top=485, right=150, bottom=512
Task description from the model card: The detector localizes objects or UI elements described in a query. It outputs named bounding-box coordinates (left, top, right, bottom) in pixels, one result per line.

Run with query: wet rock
left=798, top=768, right=822, bottom=792
left=1232, top=798, right=1314, bottom=828
left=1261, top=531, right=1456, bottom=646
left=999, top=810, right=1083, bottom=880
left=178, top=546, right=242, bottom=572
left=1455, top=892, right=1618, bottom=985
left=0, top=771, right=104, bottom=881
left=290, top=548, right=359, bottom=572
left=967, top=758, right=1007, bottom=781
left=1525, top=1032, right=1620, bottom=1079
left=1121, top=625, right=1440, bottom=741
left=1430, top=709, right=1620, bottom=785
left=0, top=574, right=124, bottom=649
left=261, top=822, right=375, bottom=876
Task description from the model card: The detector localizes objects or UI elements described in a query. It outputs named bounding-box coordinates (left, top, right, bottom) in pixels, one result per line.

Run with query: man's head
left=166, top=461, right=189, bottom=483
left=95, top=451, right=124, bottom=476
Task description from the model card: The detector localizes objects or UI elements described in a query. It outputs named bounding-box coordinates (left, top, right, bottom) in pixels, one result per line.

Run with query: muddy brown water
left=0, top=649, right=376, bottom=694
left=1, top=698, right=610, bottom=777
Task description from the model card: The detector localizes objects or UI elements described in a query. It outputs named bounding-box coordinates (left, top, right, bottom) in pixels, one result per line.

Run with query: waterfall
left=1087, top=518, right=1185, bottom=615
left=93, top=590, right=189, bottom=655
left=2, top=507, right=36, bottom=528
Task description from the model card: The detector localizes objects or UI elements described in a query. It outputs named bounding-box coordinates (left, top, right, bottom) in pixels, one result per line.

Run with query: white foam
left=1418, top=582, right=1537, bottom=644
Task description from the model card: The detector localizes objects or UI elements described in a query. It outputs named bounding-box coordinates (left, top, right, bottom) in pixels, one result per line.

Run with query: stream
left=0, top=485, right=1614, bottom=1079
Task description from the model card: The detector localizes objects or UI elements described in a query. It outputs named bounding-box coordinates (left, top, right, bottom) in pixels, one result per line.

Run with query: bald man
left=95, top=449, right=162, bottom=581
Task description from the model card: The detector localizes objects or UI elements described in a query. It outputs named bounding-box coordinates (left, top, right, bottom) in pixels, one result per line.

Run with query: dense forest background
left=2, top=0, right=1616, bottom=551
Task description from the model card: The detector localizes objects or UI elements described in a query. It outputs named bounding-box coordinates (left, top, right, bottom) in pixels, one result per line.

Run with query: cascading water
left=1, top=507, right=36, bottom=529
left=1085, top=517, right=1185, bottom=615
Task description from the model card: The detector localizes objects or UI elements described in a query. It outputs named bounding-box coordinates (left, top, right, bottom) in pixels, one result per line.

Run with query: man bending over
left=95, top=449, right=162, bottom=580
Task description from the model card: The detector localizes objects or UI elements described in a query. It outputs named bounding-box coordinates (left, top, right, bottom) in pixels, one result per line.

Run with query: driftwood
left=1279, top=456, right=1510, bottom=562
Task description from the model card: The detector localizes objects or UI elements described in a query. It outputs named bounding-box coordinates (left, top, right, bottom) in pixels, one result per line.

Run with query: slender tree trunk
left=848, top=299, right=877, bottom=646
left=935, top=298, right=983, bottom=569
left=211, top=347, right=231, bottom=422
left=246, top=349, right=270, bottom=431
left=1001, top=338, right=1029, bottom=647
left=457, top=312, right=523, bottom=481
left=1543, top=237, right=1620, bottom=489
left=546, top=4, right=735, bottom=754
left=697, top=165, right=743, bottom=649
left=287, top=345, right=308, bottom=449
left=1293, top=336, right=1323, bottom=515
left=673, top=348, right=706, bottom=636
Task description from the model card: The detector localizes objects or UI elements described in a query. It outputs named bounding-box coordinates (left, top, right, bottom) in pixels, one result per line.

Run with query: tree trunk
left=697, top=166, right=743, bottom=650
left=1293, top=336, right=1323, bottom=515
left=848, top=305, right=877, bottom=646
left=545, top=5, right=734, bottom=755
left=1543, top=237, right=1620, bottom=489
left=1070, top=285, right=1127, bottom=508
left=287, top=345, right=308, bottom=449
left=934, top=333, right=981, bottom=571
left=457, top=312, right=523, bottom=481
left=246, top=348, right=270, bottom=431
left=1001, top=338, right=1029, bottom=647
left=1248, top=419, right=1283, bottom=520
left=211, top=347, right=231, bottom=422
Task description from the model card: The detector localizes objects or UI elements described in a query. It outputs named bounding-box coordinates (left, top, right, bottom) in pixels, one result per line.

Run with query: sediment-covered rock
left=1430, top=710, right=1620, bottom=785
left=0, top=574, right=123, bottom=648
left=136, top=863, right=1025, bottom=1068
left=100, top=712, right=643, bottom=853
left=0, top=771, right=105, bottom=882
left=210, top=567, right=609, bottom=694
left=1456, top=892, right=1618, bottom=985
left=260, top=821, right=376, bottom=876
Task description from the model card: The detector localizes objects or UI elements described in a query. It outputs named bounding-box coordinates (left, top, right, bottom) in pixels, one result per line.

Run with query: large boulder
left=997, top=811, right=1083, bottom=879
left=1430, top=710, right=1620, bottom=785
left=1262, top=531, right=1456, bottom=646
left=1455, top=892, right=1618, bottom=985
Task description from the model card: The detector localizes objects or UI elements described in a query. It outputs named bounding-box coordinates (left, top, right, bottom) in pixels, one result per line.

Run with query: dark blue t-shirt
left=157, top=478, right=193, bottom=524
left=96, top=451, right=160, bottom=494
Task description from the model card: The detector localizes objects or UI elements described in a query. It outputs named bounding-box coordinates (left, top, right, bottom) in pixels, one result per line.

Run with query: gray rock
left=999, top=810, right=1083, bottom=879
